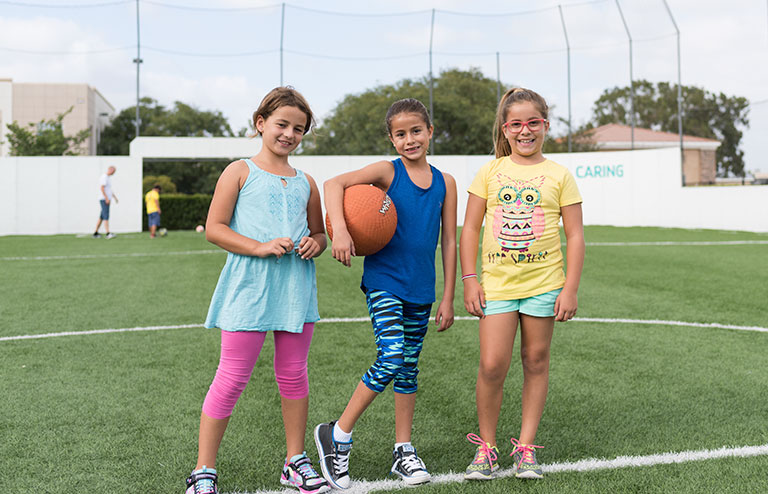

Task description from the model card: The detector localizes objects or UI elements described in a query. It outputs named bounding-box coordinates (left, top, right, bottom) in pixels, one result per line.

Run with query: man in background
left=94, top=166, right=118, bottom=239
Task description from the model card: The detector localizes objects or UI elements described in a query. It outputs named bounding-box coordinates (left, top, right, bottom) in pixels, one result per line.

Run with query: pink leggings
left=202, top=324, right=314, bottom=420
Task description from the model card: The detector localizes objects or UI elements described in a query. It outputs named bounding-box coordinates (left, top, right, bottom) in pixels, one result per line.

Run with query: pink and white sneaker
left=281, top=454, right=331, bottom=493
left=185, top=466, right=218, bottom=494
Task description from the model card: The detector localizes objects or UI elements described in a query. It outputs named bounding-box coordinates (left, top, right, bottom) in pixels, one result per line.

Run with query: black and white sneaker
left=314, top=421, right=352, bottom=489
left=391, top=444, right=431, bottom=485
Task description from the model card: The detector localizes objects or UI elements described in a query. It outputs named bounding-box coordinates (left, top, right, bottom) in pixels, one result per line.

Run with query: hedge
left=142, top=193, right=211, bottom=231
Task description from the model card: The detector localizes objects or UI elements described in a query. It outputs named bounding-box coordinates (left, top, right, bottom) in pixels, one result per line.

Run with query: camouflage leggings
left=361, top=290, right=431, bottom=394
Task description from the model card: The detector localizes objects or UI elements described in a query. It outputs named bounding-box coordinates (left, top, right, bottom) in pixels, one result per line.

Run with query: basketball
left=326, top=184, right=397, bottom=256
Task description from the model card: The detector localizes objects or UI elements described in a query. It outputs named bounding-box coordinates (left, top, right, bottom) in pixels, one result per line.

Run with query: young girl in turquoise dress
left=460, top=87, right=584, bottom=481
left=313, top=98, right=457, bottom=489
left=184, top=87, right=330, bottom=494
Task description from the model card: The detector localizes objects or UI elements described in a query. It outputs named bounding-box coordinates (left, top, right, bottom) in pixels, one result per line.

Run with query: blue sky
left=1, top=0, right=767, bottom=173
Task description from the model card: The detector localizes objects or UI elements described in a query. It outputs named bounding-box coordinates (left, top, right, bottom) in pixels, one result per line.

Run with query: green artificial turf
left=1, top=227, right=766, bottom=493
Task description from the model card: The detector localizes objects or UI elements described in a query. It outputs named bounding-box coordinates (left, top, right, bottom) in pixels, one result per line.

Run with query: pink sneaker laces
left=466, top=433, right=498, bottom=463
left=509, top=437, right=543, bottom=468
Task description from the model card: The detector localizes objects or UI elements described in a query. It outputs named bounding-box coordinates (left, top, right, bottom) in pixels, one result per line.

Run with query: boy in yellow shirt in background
left=145, top=184, right=162, bottom=238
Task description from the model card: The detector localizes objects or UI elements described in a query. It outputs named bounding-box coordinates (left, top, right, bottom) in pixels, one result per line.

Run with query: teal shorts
left=484, top=288, right=563, bottom=317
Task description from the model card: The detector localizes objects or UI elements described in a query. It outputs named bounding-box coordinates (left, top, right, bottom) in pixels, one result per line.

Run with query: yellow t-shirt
left=467, top=157, right=582, bottom=300
left=145, top=189, right=160, bottom=214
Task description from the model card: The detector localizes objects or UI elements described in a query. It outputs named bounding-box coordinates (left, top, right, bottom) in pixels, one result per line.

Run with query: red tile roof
left=589, top=123, right=719, bottom=145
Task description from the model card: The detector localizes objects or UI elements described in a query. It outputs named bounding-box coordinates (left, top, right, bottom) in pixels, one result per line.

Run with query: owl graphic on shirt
left=491, top=173, right=546, bottom=252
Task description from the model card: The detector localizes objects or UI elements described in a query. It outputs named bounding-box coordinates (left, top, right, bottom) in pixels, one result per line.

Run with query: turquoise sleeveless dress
left=204, top=159, right=320, bottom=333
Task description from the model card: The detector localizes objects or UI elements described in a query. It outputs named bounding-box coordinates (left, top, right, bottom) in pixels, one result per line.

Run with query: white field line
left=231, top=443, right=768, bottom=494
left=2, top=317, right=766, bottom=343
left=2, top=240, right=766, bottom=262
left=0, top=249, right=223, bottom=261
left=0, top=324, right=203, bottom=341
left=583, top=240, right=768, bottom=246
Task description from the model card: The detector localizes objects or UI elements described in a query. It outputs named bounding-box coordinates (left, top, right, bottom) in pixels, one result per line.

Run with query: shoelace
left=509, top=437, right=543, bottom=468
left=399, top=451, right=426, bottom=473
left=333, top=447, right=350, bottom=474
left=192, top=477, right=216, bottom=494
left=295, top=458, right=321, bottom=480
left=466, top=433, right=498, bottom=464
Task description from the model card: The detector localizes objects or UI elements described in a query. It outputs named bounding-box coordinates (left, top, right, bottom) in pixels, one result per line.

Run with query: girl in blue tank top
left=313, top=99, right=457, bottom=489
left=185, top=88, right=330, bottom=494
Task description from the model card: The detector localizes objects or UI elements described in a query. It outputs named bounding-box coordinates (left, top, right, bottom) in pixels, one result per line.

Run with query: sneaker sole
left=280, top=478, right=331, bottom=494
left=393, top=472, right=431, bottom=486
left=313, top=425, right=349, bottom=490
left=464, top=471, right=494, bottom=480
left=515, top=470, right=544, bottom=479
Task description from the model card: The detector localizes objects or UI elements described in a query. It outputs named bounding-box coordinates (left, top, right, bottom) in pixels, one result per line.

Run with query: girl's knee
left=521, top=348, right=550, bottom=375
left=275, top=372, right=309, bottom=399
left=202, top=370, right=250, bottom=419
left=393, top=370, right=419, bottom=394
left=363, top=354, right=405, bottom=390
left=478, top=359, right=509, bottom=383
left=274, top=361, right=309, bottom=399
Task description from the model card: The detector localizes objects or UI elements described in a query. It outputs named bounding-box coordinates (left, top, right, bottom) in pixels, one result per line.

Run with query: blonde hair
left=252, top=86, right=315, bottom=135
left=492, top=88, right=549, bottom=158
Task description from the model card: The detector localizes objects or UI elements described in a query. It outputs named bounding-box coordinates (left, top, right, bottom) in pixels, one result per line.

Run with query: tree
left=141, top=160, right=229, bottom=195
left=142, top=175, right=177, bottom=194
left=302, top=68, right=501, bottom=156
left=97, top=97, right=235, bottom=194
left=591, top=80, right=750, bottom=177
left=5, top=107, right=90, bottom=156
left=97, top=97, right=234, bottom=155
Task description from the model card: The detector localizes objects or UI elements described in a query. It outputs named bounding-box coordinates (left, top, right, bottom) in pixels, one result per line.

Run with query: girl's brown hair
left=252, top=86, right=315, bottom=135
left=385, top=98, right=432, bottom=135
left=492, top=87, right=549, bottom=158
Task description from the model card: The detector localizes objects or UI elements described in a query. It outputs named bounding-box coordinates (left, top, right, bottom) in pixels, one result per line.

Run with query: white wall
left=553, top=148, right=768, bottom=232
left=289, top=148, right=768, bottom=233
left=0, top=156, right=142, bottom=235
left=1, top=147, right=766, bottom=236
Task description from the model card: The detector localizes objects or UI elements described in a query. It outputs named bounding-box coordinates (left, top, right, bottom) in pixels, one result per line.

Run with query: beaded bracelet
left=461, top=273, right=478, bottom=281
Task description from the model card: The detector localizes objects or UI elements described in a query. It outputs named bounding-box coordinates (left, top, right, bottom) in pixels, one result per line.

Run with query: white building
left=0, top=79, right=115, bottom=157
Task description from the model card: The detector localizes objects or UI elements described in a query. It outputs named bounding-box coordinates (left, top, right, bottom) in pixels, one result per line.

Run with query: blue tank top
left=361, top=158, right=446, bottom=304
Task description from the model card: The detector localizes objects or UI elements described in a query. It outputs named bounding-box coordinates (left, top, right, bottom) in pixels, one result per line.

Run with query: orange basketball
left=326, top=184, right=397, bottom=256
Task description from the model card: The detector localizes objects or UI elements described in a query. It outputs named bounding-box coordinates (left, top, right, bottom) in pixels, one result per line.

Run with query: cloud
left=1, top=0, right=766, bottom=171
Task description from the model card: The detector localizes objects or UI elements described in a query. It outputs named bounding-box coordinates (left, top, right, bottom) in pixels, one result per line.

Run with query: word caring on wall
left=575, top=164, right=624, bottom=179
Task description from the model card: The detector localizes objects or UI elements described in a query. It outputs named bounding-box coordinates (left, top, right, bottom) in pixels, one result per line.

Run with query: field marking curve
left=0, top=249, right=224, bottom=261
left=232, top=442, right=768, bottom=494
left=2, top=239, right=766, bottom=262
left=2, top=317, right=766, bottom=343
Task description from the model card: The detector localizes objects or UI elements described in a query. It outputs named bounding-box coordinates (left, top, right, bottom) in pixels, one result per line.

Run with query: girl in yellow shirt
left=460, top=88, right=585, bottom=481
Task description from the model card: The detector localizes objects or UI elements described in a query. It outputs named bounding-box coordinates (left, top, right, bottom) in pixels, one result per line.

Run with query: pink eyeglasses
left=502, top=118, right=548, bottom=134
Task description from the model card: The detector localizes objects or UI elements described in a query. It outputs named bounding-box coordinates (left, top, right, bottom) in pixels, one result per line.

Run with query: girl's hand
left=255, top=237, right=294, bottom=258
left=297, top=236, right=321, bottom=260
left=331, top=229, right=356, bottom=267
left=554, top=289, right=578, bottom=321
left=463, top=278, right=486, bottom=318
left=434, top=299, right=455, bottom=332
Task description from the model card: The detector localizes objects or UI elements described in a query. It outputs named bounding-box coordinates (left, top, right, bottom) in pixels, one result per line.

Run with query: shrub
left=142, top=175, right=177, bottom=194
left=142, top=193, right=211, bottom=231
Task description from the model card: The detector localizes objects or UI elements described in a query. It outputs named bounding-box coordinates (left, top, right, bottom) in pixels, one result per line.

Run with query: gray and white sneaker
left=314, top=421, right=352, bottom=489
left=391, top=444, right=430, bottom=485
